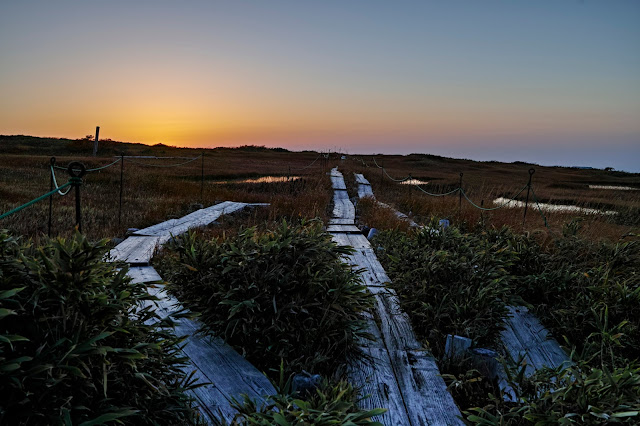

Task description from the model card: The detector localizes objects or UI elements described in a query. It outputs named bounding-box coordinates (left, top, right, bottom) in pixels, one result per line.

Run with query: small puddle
left=492, top=197, right=617, bottom=215
left=589, top=185, right=638, bottom=191
left=400, top=179, right=429, bottom=185
left=215, top=176, right=301, bottom=184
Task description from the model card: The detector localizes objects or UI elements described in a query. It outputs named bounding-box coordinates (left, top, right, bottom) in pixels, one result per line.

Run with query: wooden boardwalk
left=354, top=173, right=418, bottom=227
left=330, top=168, right=463, bottom=426
left=110, top=202, right=276, bottom=423
left=109, top=202, right=266, bottom=265
left=501, top=306, right=570, bottom=375
left=354, top=175, right=570, bottom=381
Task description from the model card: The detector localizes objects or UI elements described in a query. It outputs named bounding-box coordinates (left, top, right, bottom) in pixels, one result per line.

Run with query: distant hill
left=0, top=135, right=290, bottom=157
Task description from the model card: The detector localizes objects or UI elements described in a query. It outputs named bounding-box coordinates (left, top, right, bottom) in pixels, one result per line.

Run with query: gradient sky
left=1, top=1, right=639, bottom=171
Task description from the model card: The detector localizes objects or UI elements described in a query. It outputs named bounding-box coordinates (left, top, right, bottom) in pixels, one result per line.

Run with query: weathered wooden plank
left=329, top=218, right=355, bottom=225
left=183, top=367, right=238, bottom=423
left=348, top=347, right=412, bottom=425
left=358, top=186, right=375, bottom=198
left=334, top=189, right=350, bottom=200
left=134, top=202, right=248, bottom=237
left=373, top=291, right=424, bottom=352
left=331, top=176, right=347, bottom=190
left=326, top=224, right=361, bottom=233
left=332, top=198, right=355, bottom=221
left=327, top=171, right=462, bottom=425
left=115, top=202, right=278, bottom=423
left=109, top=235, right=169, bottom=265
left=390, top=349, right=465, bottom=425
left=127, top=266, right=163, bottom=284
left=501, top=306, right=570, bottom=376
left=145, top=284, right=277, bottom=416
left=354, top=173, right=371, bottom=185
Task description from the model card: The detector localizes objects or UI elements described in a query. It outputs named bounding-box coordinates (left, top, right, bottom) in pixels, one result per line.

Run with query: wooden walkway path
left=330, top=168, right=463, bottom=426
left=354, top=174, right=570, bottom=381
left=110, top=202, right=276, bottom=423
left=354, top=173, right=418, bottom=227
left=501, top=306, right=570, bottom=375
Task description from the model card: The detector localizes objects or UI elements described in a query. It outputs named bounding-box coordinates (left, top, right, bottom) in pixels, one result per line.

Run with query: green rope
left=0, top=181, right=73, bottom=220
left=86, top=157, right=121, bottom=172
left=372, top=157, right=383, bottom=169
left=50, top=165, right=72, bottom=196
left=292, top=154, right=321, bottom=170
left=413, top=184, right=460, bottom=197
left=54, top=158, right=121, bottom=172
left=529, top=186, right=550, bottom=228
left=383, top=168, right=411, bottom=182
left=460, top=184, right=529, bottom=211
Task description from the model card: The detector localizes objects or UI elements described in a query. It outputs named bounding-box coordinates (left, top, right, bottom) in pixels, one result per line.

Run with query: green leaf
left=78, top=409, right=139, bottom=426
left=0, top=287, right=25, bottom=299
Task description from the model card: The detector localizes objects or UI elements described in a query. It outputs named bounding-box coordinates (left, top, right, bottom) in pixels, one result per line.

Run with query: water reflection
left=492, top=197, right=617, bottom=215
left=589, top=185, right=638, bottom=191
left=400, top=179, right=429, bottom=185
left=215, top=176, right=301, bottom=184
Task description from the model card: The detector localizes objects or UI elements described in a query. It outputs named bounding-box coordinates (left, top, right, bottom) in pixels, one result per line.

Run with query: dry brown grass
left=2, top=139, right=638, bottom=243
left=0, top=148, right=331, bottom=242
left=340, top=155, right=639, bottom=241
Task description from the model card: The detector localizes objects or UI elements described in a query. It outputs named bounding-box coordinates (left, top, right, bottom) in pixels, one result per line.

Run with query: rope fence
left=369, top=156, right=550, bottom=227
left=123, top=155, right=201, bottom=168
left=0, top=181, right=73, bottom=221
left=2, top=150, right=329, bottom=235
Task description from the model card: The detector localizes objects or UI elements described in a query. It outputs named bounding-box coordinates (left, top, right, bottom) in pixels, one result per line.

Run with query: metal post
left=408, top=173, right=412, bottom=202
left=381, top=161, right=384, bottom=184
left=459, top=172, right=463, bottom=215
left=200, top=152, right=205, bottom=203
left=523, top=168, right=535, bottom=226
left=118, top=153, right=124, bottom=226
left=48, top=157, right=55, bottom=237
left=480, top=199, right=485, bottom=227
left=67, top=162, right=86, bottom=233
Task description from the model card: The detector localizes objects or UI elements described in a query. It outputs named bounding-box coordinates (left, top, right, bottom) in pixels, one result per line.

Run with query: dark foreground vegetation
left=0, top=232, right=203, bottom=425
left=155, top=220, right=374, bottom=380
left=221, top=372, right=384, bottom=425
left=374, top=220, right=640, bottom=424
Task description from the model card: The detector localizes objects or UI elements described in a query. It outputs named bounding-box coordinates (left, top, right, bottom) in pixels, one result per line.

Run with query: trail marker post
left=118, top=153, right=124, bottom=226
left=523, top=168, right=535, bottom=226
left=48, top=157, right=56, bottom=237
left=200, top=152, right=205, bottom=203
left=93, top=126, right=100, bottom=156
left=67, top=162, right=86, bottom=233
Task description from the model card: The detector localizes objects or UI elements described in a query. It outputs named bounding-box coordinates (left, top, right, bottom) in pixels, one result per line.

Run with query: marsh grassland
left=1, top=135, right=639, bottom=424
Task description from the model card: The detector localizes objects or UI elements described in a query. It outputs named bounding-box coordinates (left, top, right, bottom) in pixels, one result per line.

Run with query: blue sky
left=1, top=1, right=639, bottom=170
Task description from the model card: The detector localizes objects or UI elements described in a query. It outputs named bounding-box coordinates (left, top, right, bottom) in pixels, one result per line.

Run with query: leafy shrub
left=218, top=370, right=385, bottom=425
left=155, top=220, right=374, bottom=378
left=514, top=232, right=640, bottom=368
left=467, top=358, right=640, bottom=424
left=0, top=231, right=202, bottom=425
left=374, top=222, right=521, bottom=355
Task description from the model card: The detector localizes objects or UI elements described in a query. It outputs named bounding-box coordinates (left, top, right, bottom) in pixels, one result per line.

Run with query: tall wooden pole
left=200, top=152, right=205, bottom=203
left=93, top=126, right=100, bottom=156
left=118, top=153, right=124, bottom=226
